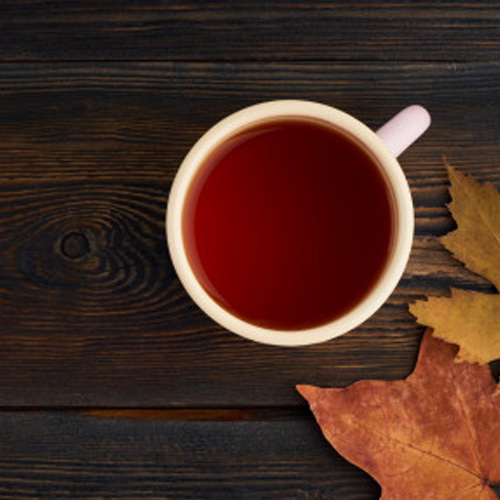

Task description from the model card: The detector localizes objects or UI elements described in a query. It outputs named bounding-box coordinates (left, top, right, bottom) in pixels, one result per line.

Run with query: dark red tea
left=182, top=118, right=395, bottom=330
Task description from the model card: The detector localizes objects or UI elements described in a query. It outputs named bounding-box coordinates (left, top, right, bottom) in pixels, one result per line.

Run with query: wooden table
left=1, top=2, right=499, bottom=498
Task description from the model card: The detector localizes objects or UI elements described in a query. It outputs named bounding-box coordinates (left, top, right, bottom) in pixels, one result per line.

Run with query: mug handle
left=376, top=105, right=431, bottom=158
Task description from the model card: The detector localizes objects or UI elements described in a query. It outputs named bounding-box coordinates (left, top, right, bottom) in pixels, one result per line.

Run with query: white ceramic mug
left=167, top=100, right=430, bottom=346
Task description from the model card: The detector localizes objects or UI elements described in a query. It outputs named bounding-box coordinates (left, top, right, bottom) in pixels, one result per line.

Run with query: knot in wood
left=61, top=232, right=91, bottom=259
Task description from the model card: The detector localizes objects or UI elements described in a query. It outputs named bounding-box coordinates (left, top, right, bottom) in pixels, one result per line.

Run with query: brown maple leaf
left=297, top=331, right=500, bottom=500
left=410, top=163, right=500, bottom=364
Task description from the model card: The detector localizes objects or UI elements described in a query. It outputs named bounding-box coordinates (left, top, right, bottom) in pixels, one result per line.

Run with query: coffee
left=182, top=117, right=395, bottom=331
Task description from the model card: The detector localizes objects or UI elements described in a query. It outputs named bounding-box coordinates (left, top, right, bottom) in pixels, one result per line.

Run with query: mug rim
left=166, top=100, right=414, bottom=346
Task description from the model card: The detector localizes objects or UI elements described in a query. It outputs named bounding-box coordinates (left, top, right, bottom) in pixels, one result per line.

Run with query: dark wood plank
left=0, top=61, right=499, bottom=406
left=1, top=2, right=500, bottom=62
left=0, top=410, right=379, bottom=499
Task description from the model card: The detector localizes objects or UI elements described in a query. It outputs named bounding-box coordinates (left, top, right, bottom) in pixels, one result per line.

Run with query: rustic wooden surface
left=1, top=1, right=500, bottom=62
left=0, top=410, right=381, bottom=499
left=0, top=2, right=499, bottom=499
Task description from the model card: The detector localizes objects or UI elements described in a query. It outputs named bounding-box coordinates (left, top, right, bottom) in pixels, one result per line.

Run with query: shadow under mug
left=167, top=100, right=430, bottom=346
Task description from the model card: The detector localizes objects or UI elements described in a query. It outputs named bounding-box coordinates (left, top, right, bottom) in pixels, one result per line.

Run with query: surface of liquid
left=182, top=118, right=395, bottom=330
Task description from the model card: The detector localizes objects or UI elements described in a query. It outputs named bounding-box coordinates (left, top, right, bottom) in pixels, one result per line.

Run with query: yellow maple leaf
left=410, top=163, right=500, bottom=364
left=442, top=163, right=500, bottom=288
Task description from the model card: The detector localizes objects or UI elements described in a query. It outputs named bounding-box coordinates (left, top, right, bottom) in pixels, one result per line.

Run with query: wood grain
left=0, top=410, right=380, bottom=499
left=0, top=61, right=499, bottom=406
left=0, top=2, right=500, bottom=62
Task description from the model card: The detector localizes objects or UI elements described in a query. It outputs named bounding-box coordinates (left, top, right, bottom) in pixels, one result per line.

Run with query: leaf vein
left=345, top=417, right=483, bottom=482
left=453, top=375, right=485, bottom=479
